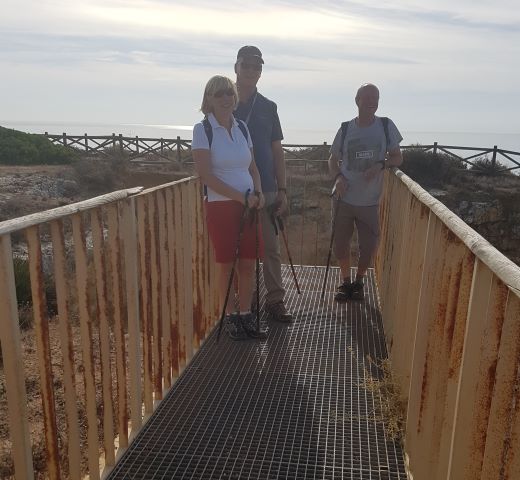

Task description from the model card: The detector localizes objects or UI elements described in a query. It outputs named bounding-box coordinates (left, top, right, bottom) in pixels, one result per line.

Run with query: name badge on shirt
left=356, top=150, right=374, bottom=160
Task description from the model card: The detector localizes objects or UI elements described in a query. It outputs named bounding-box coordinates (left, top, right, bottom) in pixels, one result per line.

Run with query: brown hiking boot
left=265, top=301, right=293, bottom=323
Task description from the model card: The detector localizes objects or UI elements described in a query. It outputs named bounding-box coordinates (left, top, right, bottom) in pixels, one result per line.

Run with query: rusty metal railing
left=0, top=177, right=218, bottom=479
left=377, top=170, right=520, bottom=479
left=2, top=158, right=520, bottom=479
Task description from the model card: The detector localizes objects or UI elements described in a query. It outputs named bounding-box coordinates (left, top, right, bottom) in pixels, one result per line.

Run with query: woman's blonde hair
left=200, top=75, right=238, bottom=115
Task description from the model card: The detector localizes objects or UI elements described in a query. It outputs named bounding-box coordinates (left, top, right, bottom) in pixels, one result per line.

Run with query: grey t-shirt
left=330, top=116, right=402, bottom=206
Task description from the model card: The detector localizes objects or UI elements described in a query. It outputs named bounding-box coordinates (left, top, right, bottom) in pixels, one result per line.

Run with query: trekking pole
left=276, top=216, right=301, bottom=295
left=255, top=209, right=261, bottom=334
left=320, top=191, right=341, bottom=300
left=216, top=190, right=250, bottom=342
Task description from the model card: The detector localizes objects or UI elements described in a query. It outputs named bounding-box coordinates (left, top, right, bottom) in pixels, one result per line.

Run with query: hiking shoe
left=350, top=281, right=365, bottom=301
left=240, top=312, right=268, bottom=340
left=225, top=313, right=247, bottom=341
left=265, top=301, right=292, bottom=323
left=334, top=280, right=352, bottom=302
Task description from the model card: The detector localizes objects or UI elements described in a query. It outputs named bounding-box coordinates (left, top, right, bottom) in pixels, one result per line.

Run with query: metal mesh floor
left=108, top=266, right=407, bottom=479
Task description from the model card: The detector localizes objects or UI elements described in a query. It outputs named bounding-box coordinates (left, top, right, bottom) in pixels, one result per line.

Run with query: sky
left=1, top=0, right=520, bottom=144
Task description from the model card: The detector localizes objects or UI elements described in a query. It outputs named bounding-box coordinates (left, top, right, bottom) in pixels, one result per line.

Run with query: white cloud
left=1, top=0, right=519, bottom=138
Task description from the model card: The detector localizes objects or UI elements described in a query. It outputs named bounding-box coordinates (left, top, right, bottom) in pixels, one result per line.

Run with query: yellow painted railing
left=0, top=177, right=218, bottom=479
left=377, top=170, right=520, bottom=479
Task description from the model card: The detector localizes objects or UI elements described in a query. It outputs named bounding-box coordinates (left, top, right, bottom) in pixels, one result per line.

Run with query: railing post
left=135, top=136, right=139, bottom=154
left=62, top=132, right=67, bottom=147
left=492, top=145, right=498, bottom=169
left=112, top=133, right=116, bottom=151
left=433, top=141, right=438, bottom=155
left=84, top=133, right=88, bottom=152
left=160, top=138, right=164, bottom=155
left=119, top=134, right=124, bottom=155
left=0, top=235, right=34, bottom=480
left=177, top=136, right=182, bottom=164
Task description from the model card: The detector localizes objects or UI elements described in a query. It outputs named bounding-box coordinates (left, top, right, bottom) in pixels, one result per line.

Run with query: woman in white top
left=192, top=75, right=265, bottom=340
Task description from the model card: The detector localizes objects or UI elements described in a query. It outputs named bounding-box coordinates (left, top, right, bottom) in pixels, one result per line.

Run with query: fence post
left=161, top=138, right=164, bottom=155
left=177, top=136, right=182, bottom=164
left=135, top=136, right=139, bottom=155
left=119, top=134, right=124, bottom=155
left=433, top=141, right=438, bottom=155
left=112, top=133, right=116, bottom=151
left=492, top=145, right=498, bottom=169
left=84, top=133, right=88, bottom=152
left=62, top=132, right=67, bottom=147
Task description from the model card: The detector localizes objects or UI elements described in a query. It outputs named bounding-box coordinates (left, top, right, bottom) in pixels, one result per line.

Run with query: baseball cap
left=236, top=45, right=264, bottom=64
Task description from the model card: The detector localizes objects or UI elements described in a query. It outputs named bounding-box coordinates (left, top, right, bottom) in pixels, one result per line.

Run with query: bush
left=0, top=126, right=76, bottom=165
left=12, top=257, right=58, bottom=329
left=400, top=147, right=466, bottom=188
left=469, top=156, right=509, bottom=176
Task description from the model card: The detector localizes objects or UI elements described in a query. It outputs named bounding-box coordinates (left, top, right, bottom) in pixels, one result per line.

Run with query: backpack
left=202, top=115, right=249, bottom=147
left=339, top=117, right=390, bottom=157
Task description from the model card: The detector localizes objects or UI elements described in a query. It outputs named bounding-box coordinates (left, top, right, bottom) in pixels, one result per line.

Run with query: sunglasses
left=240, top=62, right=262, bottom=72
left=212, top=88, right=235, bottom=98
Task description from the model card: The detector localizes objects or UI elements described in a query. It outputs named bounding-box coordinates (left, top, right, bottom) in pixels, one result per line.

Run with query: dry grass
left=359, top=356, right=406, bottom=441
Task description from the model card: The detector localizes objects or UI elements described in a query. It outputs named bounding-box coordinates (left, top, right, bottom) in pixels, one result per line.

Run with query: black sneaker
left=350, top=281, right=365, bottom=301
left=265, top=301, right=292, bottom=323
left=225, top=313, right=247, bottom=341
left=334, top=280, right=352, bottom=302
left=240, top=313, right=268, bottom=340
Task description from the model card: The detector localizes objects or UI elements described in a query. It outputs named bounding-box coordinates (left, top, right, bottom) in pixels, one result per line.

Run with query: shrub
left=469, top=156, right=509, bottom=176
left=0, top=126, right=76, bottom=165
left=400, top=147, right=466, bottom=188
left=12, top=257, right=58, bottom=329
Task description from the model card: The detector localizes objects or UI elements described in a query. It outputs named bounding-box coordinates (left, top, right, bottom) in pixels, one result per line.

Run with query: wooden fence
left=377, top=169, right=520, bottom=479
left=44, top=133, right=520, bottom=173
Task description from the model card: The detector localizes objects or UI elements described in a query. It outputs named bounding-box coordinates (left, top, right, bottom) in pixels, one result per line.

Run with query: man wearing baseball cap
left=234, top=45, right=292, bottom=323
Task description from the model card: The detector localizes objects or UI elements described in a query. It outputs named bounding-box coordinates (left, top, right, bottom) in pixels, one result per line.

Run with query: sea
left=2, top=120, right=519, bottom=167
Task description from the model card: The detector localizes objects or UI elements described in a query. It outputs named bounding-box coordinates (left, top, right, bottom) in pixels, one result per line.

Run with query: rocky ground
left=0, top=159, right=190, bottom=223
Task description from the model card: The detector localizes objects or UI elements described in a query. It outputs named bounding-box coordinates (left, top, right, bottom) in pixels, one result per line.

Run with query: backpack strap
left=202, top=116, right=213, bottom=148
left=236, top=118, right=249, bottom=143
left=339, top=121, right=349, bottom=157
left=381, top=117, right=390, bottom=150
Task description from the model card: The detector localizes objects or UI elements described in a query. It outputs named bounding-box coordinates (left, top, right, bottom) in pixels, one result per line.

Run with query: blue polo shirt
left=235, top=90, right=283, bottom=193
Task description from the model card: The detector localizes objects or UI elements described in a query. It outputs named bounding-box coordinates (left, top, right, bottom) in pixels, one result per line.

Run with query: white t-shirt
left=192, top=113, right=254, bottom=202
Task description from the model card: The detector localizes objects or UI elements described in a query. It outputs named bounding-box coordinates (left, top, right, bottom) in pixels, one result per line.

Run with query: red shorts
left=206, top=200, right=264, bottom=263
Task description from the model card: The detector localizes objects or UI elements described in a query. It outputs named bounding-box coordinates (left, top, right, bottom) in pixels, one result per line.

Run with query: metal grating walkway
left=108, top=266, right=407, bottom=479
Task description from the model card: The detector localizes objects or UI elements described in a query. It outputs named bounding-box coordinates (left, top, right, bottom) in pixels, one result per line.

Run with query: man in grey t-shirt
left=328, top=83, right=403, bottom=301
